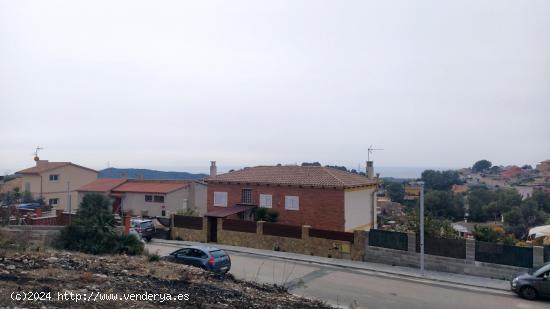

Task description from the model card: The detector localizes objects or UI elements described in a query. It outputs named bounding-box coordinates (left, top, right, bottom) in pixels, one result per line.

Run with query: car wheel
left=520, top=286, right=537, bottom=300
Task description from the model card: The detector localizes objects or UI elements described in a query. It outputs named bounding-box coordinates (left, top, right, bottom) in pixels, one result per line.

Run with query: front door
left=208, top=217, right=218, bottom=242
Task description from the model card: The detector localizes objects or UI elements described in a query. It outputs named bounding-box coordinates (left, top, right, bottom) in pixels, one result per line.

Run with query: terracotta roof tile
left=112, top=180, right=190, bottom=194
left=77, top=178, right=128, bottom=192
left=17, top=161, right=97, bottom=174
left=206, top=166, right=376, bottom=188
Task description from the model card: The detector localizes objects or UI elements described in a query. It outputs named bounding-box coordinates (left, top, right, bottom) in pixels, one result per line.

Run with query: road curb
left=149, top=239, right=512, bottom=297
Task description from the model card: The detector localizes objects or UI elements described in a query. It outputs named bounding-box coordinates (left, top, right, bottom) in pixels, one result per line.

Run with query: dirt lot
left=0, top=249, right=332, bottom=308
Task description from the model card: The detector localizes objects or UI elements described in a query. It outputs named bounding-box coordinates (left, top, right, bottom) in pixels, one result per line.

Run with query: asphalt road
left=146, top=243, right=550, bottom=309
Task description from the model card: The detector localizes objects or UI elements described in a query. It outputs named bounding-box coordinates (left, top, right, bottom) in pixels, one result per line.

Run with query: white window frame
left=241, top=188, right=253, bottom=204
left=213, top=192, right=228, bottom=207
left=49, top=198, right=59, bottom=206
left=285, top=196, right=299, bottom=210
left=49, top=174, right=59, bottom=182
left=259, top=194, right=272, bottom=208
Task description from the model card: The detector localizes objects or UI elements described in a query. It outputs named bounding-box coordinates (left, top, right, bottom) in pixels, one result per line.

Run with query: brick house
left=205, top=164, right=378, bottom=232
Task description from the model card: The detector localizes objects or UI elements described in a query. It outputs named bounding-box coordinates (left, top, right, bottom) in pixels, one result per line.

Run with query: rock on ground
left=0, top=249, right=332, bottom=308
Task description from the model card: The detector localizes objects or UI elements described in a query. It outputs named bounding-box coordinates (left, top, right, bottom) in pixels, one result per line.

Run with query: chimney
left=36, top=160, right=49, bottom=167
left=210, top=161, right=217, bottom=177
left=366, top=161, right=374, bottom=179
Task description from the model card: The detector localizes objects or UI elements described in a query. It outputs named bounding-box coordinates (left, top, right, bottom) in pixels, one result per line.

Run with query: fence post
left=170, top=214, right=175, bottom=239
left=533, top=246, right=544, bottom=267
left=407, top=233, right=416, bottom=252
left=202, top=217, right=208, bottom=243
left=466, top=239, right=475, bottom=263
left=217, top=218, right=223, bottom=243
left=352, top=230, right=367, bottom=261
left=302, top=225, right=311, bottom=255
left=256, top=221, right=264, bottom=236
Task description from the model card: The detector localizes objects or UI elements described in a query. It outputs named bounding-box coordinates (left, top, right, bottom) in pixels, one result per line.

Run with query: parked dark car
left=511, top=262, right=550, bottom=300
left=163, top=246, right=231, bottom=273
left=130, top=218, right=155, bottom=241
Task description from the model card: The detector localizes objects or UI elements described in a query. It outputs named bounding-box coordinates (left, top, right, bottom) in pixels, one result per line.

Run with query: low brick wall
left=216, top=220, right=362, bottom=260
left=171, top=217, right=363, bottom=260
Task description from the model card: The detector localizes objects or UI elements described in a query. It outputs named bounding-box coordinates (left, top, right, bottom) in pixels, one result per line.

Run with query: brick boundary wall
left=170, top=217, right=364, bottom=260
left=170, top=217, right=544, bottom=278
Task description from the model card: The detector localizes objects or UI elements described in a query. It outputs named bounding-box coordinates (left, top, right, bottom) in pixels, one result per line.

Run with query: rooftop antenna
left=33, top=146, right=44, bottom=161
left=367, top=145, right=383, bottom=161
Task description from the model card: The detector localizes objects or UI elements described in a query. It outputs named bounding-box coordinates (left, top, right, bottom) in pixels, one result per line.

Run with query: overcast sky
left=1, top=0, right=549, bottom=175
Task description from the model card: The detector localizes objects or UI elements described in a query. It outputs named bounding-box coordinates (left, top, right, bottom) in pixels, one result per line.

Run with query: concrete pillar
left=533, top=246, right=544, bottom=267
left=256, top=221, right=264, bottom=236
left=123, top=214, right=131, bottom=235
left=217, top=218, right=223, bottom=243
left=407, top=233, right=416, bottom=252
left=302, top=225, right=311, bottom=240
left=352, top=230, right=368, bottom=261
left=302, top=225, right=311, bottom=255
left=466, top=239, right=476, bottom=262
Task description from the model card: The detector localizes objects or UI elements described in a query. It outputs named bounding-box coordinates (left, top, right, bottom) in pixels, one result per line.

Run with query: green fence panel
left=475, top=241, right=533, bottom=268
left=416, top=236, right=466, bottom=259
left=368, top=229, right=408, bottom=251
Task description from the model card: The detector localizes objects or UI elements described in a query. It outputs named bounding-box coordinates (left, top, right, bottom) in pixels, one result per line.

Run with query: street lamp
left=417, top=181, right=425, bottom=275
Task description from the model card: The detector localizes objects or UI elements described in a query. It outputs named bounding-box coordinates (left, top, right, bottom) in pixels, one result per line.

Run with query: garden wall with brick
left=171, top=215, right=364, bottom=260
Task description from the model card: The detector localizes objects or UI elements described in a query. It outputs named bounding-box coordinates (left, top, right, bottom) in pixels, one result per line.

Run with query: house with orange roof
left=77, top=178, right=206, bottom=217
left=204, top=163, right=378, bottom=232
left=16, top=157, right=98, bottom=211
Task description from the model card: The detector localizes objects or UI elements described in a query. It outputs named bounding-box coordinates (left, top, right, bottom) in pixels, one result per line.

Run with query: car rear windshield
left=210, top=250, right=226, bottom=258
left=141, top=221, right=154, bottom=229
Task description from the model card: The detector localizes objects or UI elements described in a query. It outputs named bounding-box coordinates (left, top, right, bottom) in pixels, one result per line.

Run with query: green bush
left=255, top=208, right=279, bottom=222
left=147, top=252, right=160, bottom=262
left=56, top=193, right=143, bottom=255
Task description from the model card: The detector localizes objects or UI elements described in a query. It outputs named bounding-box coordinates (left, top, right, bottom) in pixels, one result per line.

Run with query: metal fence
left=222, top=219, right=257, bottom=233
left=368, top=229, right=408, bottom=251
left=475, top=241, right=533, bottom=268
left=309, top=228, right=354, bottom=243
left=263, top=222, right=302, bottom=239
left=173, top=215, right=203, bottom=230
left=416, top=236, right=466, bottom=259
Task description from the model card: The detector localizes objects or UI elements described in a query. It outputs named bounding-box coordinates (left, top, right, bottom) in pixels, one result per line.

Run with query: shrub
left=176, top=208, right=199, bottom=216
left=56, top=193, right=143, bottom=255
left=147, top=252, right=160, bottom=262
left=255, top=208, right=279, bottom=222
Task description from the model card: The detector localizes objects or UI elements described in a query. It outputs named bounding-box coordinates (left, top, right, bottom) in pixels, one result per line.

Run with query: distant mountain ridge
left=98, top=168, right=207, bottom=180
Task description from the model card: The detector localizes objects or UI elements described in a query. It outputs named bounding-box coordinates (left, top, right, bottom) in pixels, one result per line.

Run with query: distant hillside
left=98, top=168, right=207, bottom=180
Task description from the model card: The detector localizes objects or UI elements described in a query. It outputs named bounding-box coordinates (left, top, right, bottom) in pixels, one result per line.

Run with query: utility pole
left=67, top=181, right=72, bottom=223
left=419, top=181, right=425, bottom=275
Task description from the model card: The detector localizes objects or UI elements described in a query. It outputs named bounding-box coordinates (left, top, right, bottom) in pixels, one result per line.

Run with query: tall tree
left=472, top=160, right=492, bottom=173
left=424, top=190, right=464, bottom=220
left=421, top=170, right=462, bottom=191
left=386, top=182, right=405, bottom=204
